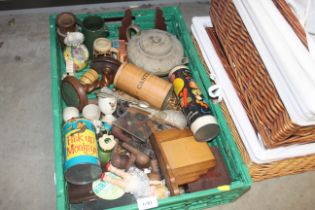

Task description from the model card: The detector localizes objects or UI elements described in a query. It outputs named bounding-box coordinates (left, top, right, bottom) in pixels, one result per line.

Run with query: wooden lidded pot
left=113, top=62, right=173, bottom=110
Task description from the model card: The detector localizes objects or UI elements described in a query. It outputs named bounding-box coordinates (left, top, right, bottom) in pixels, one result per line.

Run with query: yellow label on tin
left=65, top=129, right=98, bottom=161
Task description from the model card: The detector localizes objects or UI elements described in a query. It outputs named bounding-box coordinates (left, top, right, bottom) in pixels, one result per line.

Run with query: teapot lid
left=127, top=29, right=185, bottom=76
left=139, top=29, right=173, bottom=57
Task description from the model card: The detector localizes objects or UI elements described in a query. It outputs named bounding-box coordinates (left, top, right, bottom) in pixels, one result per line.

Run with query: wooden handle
left=83, top=79, right=100, bottom=93
left=80, top=69, right=99, bottom=85
left=112, top=126, right=131, bottom=143
left=121, top=142, right=150, bottom=168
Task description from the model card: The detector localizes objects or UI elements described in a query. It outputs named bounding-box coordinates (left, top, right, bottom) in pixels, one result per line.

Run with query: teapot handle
left=181, top=57, right=189, bottom=65
left=126, top=24, right=141, bottom=41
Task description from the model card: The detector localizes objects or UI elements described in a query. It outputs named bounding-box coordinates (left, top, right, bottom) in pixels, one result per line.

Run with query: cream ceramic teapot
left=126, top=24, right=187, bottom=76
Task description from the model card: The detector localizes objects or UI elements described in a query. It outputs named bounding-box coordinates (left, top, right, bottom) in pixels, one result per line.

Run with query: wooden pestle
left=112, top=126, right=131, bottom=143
left=112, top=126, right=151, bottom=169
left=120, top=142, right=150, bottom=169
left=110, top=145, right=129, bottom=169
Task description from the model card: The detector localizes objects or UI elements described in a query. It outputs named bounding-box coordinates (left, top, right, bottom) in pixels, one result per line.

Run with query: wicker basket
left=220, top=100, right=315, bottom=181
left=272, top=0, right=308, bottom=48
left=192, top=34, right=315, bottom=182
left=209, top=0, right=315, bottom=148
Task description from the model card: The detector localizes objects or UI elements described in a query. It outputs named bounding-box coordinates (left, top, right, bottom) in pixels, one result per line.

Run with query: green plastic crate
left=50, top=6, right=252, bottom=210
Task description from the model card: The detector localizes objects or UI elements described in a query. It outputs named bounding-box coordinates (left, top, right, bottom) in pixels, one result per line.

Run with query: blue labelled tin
left=63, top=118, right=102, bottom=185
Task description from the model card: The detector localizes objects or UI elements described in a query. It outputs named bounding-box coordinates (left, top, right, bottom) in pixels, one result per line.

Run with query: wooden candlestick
left=61, top=76, right=99, bottom=111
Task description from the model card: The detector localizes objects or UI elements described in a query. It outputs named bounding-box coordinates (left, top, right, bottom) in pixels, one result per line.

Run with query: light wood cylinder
left=80, top=69, right=99, bottom=85
left=114, top=62, right=173, bottom=109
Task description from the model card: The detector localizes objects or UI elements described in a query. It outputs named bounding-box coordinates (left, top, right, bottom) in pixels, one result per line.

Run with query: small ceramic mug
left=93, top=38, right=118, bottom=58
left=80, top=15, right=109, bottom=59
left=82, top=104, right=101, bottom=121
left=63, top=107, right=80, bottom=122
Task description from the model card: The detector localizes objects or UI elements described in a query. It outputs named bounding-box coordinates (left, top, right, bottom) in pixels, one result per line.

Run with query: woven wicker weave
left=192, top=35, right=315, bottom=182
left=221, top=100, right=315, bottom=181
left=209, top=0, right=315, bottom=148
left=272, top=0, right=308, bottom=48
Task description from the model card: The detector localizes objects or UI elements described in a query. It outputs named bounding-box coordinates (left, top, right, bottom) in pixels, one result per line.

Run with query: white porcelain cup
left=98, top=97, right=117, bottom=115
left=63, top=107, right=79, bottom=122
left=82, top=104, right=101, bottom=121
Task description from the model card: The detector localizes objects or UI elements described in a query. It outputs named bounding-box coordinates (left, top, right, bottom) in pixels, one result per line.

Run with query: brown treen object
left=79, top=69, right=99, bottom=85
left=113, top=62, right=173, bottom=110
left=68, top=182, right=97, bottom=204
left=91, top=55, right=121, bottom=75
left=119, top=9, right=132, bottom=41
left=61, top=76, right=99, bottom=111
left=150, top=159, right=160, bottom=173
left=148, top=159, right=162, bottom=181
left=110, top=154, right=129, bottom=170
left=111, top=126, right=131, bottom=143
left=90, top=56, right=121, bottom=87
left=120, top=142, right=150, bottom=169
left=110, top=145, right=129, bottom=169
left=119, top=7, right=166, bottom=41
left=155, top=7, right=167, bottom=31
left=150, top=128, right=216, bottom=195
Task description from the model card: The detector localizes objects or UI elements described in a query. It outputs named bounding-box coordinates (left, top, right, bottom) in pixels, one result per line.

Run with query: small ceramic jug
left=126, top=24, right=187, bottom=76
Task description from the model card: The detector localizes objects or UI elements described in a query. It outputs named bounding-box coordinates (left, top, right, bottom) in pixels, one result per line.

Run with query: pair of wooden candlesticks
left=61, top=55, right=121, bottom=111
